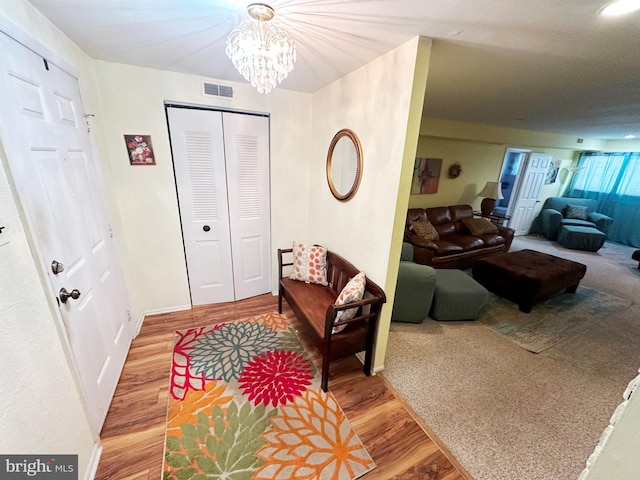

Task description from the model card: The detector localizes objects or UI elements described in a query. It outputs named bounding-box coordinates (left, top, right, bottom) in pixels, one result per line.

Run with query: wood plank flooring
left=95, top=294, right=471, bottom=480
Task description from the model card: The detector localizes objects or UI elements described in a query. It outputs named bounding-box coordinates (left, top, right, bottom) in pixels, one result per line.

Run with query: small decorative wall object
left=125, top=134, right=156, bottom=165
left=448, top=162, right=462, bottom=179
left=545, top=159, right=559, bottom=184
left=411, top=158, right=442, bottom=194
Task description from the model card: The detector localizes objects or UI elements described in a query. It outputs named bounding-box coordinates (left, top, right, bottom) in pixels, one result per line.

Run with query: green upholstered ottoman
left=391, top=261, right=437, bottom=323
left=557, top=225, right=606, bottom=252
left=430, top=269, right=488, bottom=321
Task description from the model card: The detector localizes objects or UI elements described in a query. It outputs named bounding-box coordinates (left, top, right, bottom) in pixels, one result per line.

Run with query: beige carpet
left=383, top=235, right=640, bottom=480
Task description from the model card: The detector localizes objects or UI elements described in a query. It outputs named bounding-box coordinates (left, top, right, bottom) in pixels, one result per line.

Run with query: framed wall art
left=411, top=157, right=442, bottom=194
left=125, top=134, right=156, bottom=165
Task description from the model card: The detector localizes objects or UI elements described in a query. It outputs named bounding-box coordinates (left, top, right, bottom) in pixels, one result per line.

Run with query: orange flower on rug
left=163, top=312, right=375, bottom=480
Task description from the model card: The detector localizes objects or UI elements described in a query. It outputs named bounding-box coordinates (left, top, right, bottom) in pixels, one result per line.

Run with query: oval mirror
left=326, top=129, right=363, bottom=201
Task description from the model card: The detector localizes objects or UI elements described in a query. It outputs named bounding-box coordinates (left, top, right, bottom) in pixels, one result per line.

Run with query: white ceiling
left=27, top=0, right=640, bottom=139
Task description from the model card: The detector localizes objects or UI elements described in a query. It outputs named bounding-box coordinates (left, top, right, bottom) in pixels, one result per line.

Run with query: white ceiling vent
left=203, top=82, right=233, bottom=98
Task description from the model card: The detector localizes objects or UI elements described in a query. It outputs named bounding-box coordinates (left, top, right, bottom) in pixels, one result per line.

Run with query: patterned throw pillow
left=332, top=272, right=366, bottom=334
left=409, top=219, right=440, bottom=241
left=289, top=242, right=328, bottom=286
left=462, top=217, right=499, bottom=235
left=564, top=204, right=589, bottom=220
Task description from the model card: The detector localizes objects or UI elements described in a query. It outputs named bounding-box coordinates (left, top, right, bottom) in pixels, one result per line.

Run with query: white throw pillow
left=332, top=272, right=366, bottom=334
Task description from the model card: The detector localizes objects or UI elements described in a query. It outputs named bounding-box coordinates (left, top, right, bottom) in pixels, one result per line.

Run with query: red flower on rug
left=239, top=350, right=313, bottom=407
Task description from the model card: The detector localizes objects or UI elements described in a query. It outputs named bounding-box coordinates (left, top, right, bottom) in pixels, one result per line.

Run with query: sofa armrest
left=541, top=208, right=562, bottom=240
left=496, top=224, right=515, bottom=249
left=588, top=212, right=613, bottom=233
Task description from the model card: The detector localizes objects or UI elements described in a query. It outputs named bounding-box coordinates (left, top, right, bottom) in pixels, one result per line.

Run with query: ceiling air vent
left=203, top=82, right=233, bottom=98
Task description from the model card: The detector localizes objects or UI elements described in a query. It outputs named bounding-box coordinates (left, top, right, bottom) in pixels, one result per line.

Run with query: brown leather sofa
left=404, top=204, right=515, bottom=269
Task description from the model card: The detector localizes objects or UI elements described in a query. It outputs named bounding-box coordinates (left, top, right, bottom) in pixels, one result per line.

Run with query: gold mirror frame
left=326, top=129, right=363, bottom=201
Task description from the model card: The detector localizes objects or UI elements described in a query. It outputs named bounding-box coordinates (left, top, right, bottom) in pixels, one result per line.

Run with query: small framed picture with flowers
left=124, top=134, right=156, bottom=165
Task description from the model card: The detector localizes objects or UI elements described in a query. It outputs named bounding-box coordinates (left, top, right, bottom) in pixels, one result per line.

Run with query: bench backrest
left=325, top=250, right=386, bottom=303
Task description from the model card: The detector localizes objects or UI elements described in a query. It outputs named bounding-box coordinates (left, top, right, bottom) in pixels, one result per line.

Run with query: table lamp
left=477, top=181, right=504, bottom=215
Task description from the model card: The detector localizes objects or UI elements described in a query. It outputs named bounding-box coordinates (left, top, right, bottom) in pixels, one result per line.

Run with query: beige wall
left=308, top=36, right=429, bottom=371
left=91, top=62, right=312, bottom=324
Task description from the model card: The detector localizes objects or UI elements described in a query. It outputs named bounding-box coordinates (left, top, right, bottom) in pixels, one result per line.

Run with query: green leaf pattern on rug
left=190, top=322, right=279, bottom=382
left=164, top=400, right=277, bottom=480
left=278, top=327, right=318, bottom=375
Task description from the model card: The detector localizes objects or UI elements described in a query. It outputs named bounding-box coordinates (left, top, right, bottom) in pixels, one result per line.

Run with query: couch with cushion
left=404, top=204, right=515, bottom=269
left=534, top=197, right=613, bottom=241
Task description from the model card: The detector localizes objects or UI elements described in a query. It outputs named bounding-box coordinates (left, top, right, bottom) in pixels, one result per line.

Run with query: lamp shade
left=477, top=181, right=504, bottom=215
left=477, top=181, right=504, bottom=200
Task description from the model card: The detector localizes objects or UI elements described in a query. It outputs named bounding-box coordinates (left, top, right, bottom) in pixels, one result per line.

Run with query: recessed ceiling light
left=601, top=0, right=640, bottom=16
left=624, top=134, right=636, bottom=139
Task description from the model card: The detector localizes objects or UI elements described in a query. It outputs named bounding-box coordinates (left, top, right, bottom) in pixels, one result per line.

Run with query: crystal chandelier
left=226, top=3, right=296, bottom=94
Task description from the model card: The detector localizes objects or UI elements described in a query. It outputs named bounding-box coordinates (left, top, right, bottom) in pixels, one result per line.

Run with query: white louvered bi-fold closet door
left=167, top=107, right=270, bottom=305
left=222, top=112, right=271, bottom=301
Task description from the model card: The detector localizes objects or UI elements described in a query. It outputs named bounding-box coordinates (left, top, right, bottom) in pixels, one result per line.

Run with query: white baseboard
left=355, top=351, right=384, bottom=376
left=84, top=442, right=102, bottom=480
left=135, top=304, right=192, bottom=336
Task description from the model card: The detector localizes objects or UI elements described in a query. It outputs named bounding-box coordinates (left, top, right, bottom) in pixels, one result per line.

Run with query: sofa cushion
left=447, top=234, right=485, bottom=251
left=561, top=218, right=597, bottom=229
left=564, top=204, right=589, bottom=220
left=409, top=219, right=440, bottom=241
left=462, top=217, right=499, bottom=235
left=432, top=239, right=464, bottom=256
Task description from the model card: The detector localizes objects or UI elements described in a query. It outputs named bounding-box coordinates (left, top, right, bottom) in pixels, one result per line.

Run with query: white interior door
left=508, top=153, right=552, bottom=235
left=223, top=112, right=271, bottom=301
left=167, top=107, right=271, bottom=305
left=167, top=107, right=235, bottom=304
left=0, top=31, right=131, bottom=430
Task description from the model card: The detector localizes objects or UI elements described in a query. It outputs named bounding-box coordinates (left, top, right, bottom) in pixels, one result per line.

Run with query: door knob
left=59, top=288, right=81, bottom=304
left=51, top=260, right=65, bottom=274
left=203, top=225, right=211, bottom=232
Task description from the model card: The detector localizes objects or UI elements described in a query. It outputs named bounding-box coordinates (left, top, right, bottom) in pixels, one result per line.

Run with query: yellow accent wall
left=409, top=117, right=608, bottom=212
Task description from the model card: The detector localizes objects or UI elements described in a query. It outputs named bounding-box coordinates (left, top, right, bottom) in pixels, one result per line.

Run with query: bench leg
left=278, top=286, right=283, bottom=314
left=321, top=360, right=330, bottom=392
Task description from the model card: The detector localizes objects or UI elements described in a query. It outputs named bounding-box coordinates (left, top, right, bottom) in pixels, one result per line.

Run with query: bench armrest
left=277, top=248, right=293, bottom=279
left=324, top=296, right=384, bottom=337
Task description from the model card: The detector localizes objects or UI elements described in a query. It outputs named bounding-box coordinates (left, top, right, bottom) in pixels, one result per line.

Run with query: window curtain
left=564, top=152, right=640, bottom=248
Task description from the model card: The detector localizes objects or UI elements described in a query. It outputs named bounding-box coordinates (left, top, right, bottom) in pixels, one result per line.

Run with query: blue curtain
left=565, top=152, right=640, bottom=248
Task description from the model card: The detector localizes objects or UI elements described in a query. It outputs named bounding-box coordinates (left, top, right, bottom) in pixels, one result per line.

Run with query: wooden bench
left=278, top=248, right=386, bottom=391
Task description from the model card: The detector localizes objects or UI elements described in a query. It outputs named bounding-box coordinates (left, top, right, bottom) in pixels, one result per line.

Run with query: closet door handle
left=203, top=225, right=211, bottom=232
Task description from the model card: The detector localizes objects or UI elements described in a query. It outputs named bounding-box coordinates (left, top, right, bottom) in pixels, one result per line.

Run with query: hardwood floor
left=95, top=294, right=471, bottom=480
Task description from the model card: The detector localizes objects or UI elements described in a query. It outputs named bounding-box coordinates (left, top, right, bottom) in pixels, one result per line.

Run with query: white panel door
left=223, top=112, right=271, bottom=300
left=508, top=153, right=552, bottom=235
left=167, top=107, right=234, bottom=304
left=0, top=31, right=131, bottom=430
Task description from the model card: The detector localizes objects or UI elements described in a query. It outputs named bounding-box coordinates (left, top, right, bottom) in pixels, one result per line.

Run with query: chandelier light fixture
left=226, top=3, right=296, bottom=94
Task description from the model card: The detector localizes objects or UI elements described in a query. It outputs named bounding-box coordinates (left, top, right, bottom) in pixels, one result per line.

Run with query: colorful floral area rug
left=163, top=312, right=375, bottom=480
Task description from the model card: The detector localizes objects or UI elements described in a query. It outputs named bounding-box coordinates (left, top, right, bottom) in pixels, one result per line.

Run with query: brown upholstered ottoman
left=471, top=249, right=587, bottom=313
